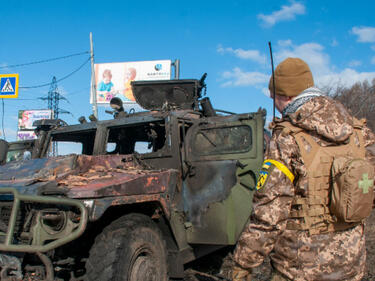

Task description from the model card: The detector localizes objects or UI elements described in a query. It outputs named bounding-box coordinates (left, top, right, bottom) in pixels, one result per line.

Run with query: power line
left=19, top=57, right=91, bottom=89
left=16, top=84, right=90, bottom=95
left=7, top=89, right=90, bottom=100
left=65, top=86, right=90, bottom=96
left=0, top=51, right=90, bottom=69
left=5, top=98, right=41, bottom=101
left=5, top=86, right=91, bottom=101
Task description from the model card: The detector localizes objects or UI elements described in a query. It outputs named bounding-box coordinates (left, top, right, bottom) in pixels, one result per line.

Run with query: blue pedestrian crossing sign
left=0, top=74, right=19, bottom=98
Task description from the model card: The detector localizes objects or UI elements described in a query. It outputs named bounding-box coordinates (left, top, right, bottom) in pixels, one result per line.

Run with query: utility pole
left=172, top=59, right=180, bottom=79
left=90, top=32, right=98, bottom=118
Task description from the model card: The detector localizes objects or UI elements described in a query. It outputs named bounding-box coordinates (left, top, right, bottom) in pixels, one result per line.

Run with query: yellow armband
left=256, top=159, right=295, bottom=190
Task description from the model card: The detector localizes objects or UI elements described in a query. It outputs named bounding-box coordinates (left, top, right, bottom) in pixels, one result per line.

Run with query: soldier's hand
left=232, top=265, right=251, bottom=281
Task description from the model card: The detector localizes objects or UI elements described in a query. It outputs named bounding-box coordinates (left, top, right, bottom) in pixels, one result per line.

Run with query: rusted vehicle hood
left=0, top=154, right=177, bottom=199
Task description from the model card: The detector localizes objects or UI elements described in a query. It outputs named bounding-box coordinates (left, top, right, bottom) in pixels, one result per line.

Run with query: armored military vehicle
left=0, top=76, right=265, bottom=280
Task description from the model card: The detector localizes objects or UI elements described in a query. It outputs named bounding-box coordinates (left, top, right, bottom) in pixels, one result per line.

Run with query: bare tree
left=321, top=79, right=375, bottom=132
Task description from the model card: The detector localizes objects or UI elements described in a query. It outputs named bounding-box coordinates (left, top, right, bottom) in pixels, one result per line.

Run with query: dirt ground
left=184, top=210, right=375, bottom=281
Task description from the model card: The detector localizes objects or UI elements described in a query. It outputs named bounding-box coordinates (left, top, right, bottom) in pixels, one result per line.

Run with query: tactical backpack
left=279, top=119, right=374, bottom=235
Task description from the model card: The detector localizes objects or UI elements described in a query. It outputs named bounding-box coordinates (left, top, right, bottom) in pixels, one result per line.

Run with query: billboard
left=18, top=109, right=53, bottom=130
left=94, top=60, right=171, bottom=104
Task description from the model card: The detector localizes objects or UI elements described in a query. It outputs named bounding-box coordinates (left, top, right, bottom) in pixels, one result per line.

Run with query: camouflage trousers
left=270, top=271, right=291, bottom=281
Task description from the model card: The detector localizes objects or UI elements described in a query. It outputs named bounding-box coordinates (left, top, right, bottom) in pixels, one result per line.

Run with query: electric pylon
left=40, top=77, right=71, bottom=156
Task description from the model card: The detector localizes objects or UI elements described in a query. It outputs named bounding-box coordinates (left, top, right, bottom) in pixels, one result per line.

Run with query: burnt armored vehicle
left=0, top=77, right=265, bottom=280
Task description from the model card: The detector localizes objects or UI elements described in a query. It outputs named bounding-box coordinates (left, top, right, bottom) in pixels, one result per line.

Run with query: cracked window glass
left=194, top=125, right=252, bottom=156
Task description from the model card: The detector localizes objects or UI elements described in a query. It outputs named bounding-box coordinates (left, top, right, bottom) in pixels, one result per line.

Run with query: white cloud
left=348, top=60, right=362, bottom=67
left=217, top=45, right=266, bottom=64
left=318, top=68, right=375, bottom=88
left=277, top=39, right=293, bottom=47
left=274, top=40, right=375, bottom=87
left=352, top=26, right=375, bottom=43
left=275, top=40, right=331, bottom=75
left=257, top=2, right=305, bottom=27
left=219, top=39, right=375, bottom=91
left=220, top=67, right=268, bottom=87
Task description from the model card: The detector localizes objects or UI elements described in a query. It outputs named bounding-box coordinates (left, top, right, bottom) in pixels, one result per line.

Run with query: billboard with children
left=94, top=60, right=171, bottom=104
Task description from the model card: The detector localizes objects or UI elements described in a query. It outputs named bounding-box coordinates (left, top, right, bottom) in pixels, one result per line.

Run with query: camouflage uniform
left=233, top=94, right=375, bottom=281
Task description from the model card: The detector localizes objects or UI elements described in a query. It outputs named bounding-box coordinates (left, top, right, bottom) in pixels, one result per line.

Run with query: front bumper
left=0, top=188, right=88, bottom=253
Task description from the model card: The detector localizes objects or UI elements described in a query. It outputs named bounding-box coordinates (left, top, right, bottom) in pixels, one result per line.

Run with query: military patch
left=262, top=161, right=272, bottom=170
left=256, top=161, right=274, bottom=190
left=256, top=170, right=269, bottom=190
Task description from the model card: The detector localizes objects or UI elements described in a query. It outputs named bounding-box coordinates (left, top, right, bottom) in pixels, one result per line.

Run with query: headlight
left=40, top=210, right=67, bottom=235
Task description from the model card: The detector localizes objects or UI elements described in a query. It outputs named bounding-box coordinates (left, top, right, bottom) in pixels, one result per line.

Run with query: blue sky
left=1, top=0, right=375, bottom=141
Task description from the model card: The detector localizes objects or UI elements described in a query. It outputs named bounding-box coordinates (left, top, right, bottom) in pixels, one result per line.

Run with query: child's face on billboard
left=126, top=69, right=136, bottom=80
left=103, top=74, right=112, bottom=84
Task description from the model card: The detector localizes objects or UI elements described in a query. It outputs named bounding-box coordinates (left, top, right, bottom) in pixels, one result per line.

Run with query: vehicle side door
left=182, top=115, right=263, bottom=245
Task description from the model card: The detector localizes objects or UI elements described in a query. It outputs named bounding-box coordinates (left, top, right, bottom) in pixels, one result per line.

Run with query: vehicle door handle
left=236, top=161, right=248, bottom=169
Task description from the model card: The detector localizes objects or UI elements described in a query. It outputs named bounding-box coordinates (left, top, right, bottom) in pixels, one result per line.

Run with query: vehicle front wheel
left=85, top=213, right=168, bottom=281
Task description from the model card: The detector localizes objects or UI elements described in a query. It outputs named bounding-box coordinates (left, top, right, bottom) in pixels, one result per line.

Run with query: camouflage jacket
left=233, top=94, right=375, bottom=281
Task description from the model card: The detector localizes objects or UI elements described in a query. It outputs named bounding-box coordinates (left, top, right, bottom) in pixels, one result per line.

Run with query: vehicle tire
left=84, top=213, right=169, bottom=281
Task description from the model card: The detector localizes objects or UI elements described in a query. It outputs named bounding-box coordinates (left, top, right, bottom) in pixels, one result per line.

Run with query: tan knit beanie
left=269, top=57, right=314, bottom=97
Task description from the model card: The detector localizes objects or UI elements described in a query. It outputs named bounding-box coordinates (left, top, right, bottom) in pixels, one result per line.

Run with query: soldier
left=231, top=57, right=375, bottom=281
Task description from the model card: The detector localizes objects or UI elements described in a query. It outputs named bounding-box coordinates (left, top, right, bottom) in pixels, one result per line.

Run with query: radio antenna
left=268, top=41, right=276, bottom=121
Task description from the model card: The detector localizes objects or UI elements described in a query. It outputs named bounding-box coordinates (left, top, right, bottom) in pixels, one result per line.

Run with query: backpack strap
left=277, top=121, right=321, bottom=168
left=293, top=133, right=321, bottom=168
left=350, top=118, right=366, bottom=158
